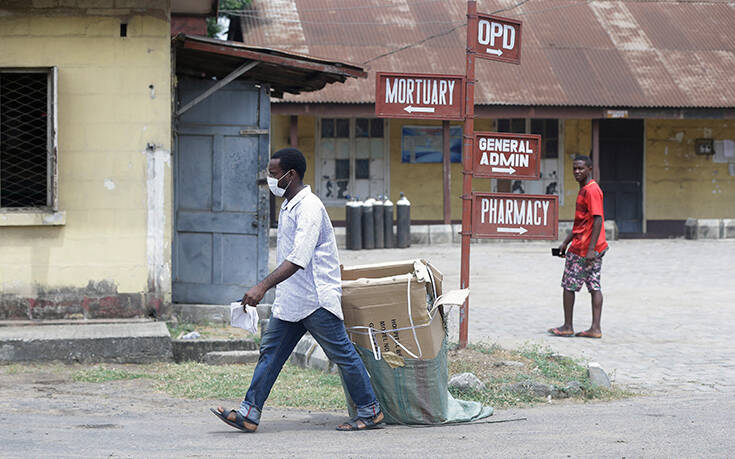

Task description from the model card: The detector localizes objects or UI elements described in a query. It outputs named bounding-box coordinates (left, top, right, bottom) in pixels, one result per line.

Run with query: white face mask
left=266, top=170, right=293, bottom=197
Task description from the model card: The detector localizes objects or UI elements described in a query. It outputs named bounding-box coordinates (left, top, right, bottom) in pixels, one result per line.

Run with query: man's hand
left=241, top=284, right=266, bottom=307
left=557, top=242, right=568, bottom=257
left=585, top=248, right=597, bottom=262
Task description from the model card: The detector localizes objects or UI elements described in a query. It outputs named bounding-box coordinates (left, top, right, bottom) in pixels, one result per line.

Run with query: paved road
left=1, top=371, right=733, bottom=457
left=338, top=239, right=735, bottom=394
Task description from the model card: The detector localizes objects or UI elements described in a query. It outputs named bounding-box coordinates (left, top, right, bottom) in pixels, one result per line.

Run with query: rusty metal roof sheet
left=233, top=0, right=735, bottom=108
left=173, top=34, right=366, bottom=97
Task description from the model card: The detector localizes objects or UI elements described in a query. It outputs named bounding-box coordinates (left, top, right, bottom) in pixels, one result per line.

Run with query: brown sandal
left=210, top=407, right=258, bottom=432
left=336, top=411, right=384, bottom=431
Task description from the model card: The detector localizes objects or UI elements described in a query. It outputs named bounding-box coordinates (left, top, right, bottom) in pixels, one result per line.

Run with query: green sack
left=343, top=339, right=493, bottom=425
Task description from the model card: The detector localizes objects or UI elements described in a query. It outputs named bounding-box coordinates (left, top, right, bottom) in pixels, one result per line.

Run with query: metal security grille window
left=0, top=69, right=56, bottom=209
left=497, top=118, right=563, bottom=200
left=316, top=118, right=387, bottom=203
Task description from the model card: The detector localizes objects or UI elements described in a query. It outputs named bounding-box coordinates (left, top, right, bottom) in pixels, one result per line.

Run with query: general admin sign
left=375, top=72, right=465, bottom=120
left=473, top=132, right=540, bottom=180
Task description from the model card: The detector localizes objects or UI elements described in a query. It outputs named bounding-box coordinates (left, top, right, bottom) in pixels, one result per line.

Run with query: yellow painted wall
left=272, top=113, right=735, bottom=226
left=646, top=120, right=735, bottom=219
left=560, top=119, right=592, bottom=220
left=387, top=118, right=494, bottom=222
left=269, top=115, right=495, bottom=222
left=0, top=12, right=171, bottom=298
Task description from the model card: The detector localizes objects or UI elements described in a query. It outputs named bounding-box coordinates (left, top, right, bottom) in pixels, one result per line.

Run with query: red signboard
left=375, top=72, right=465, bottom=120
left=473, top=132, right=540, bottom=179
left=471, top=192, right=558, bottom=240
left=469, top=13, right=522, bottom=64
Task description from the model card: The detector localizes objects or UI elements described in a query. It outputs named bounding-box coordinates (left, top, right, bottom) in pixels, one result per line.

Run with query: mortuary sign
left=473, top=132, right=541, bottom=179
left=375, top=72, right=465, bottom=120
left=471, top=192, right=558, bottom=240
left=469, top=13, right=522, bottom=64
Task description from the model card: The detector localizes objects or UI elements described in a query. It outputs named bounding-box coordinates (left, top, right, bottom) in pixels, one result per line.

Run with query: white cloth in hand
left=230, top=302, right=259, bottom=334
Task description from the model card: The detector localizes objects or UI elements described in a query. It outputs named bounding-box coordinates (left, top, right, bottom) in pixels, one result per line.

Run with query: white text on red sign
left=479, top=196, right=550, bottom=234
left=477, top=19, right=516, bottom=58
left=470, top=14, right=522, bottom=64
left=384, top=77, right=456, bottom=114
left=478, top=136, right=532, bottom=173
left=473, top=132, right=540, bottom=179
left=471, top=193, right=558, bottom=240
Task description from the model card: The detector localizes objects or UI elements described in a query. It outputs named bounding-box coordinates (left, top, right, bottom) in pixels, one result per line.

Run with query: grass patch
left=71, top=362, right=346, bottom=411
left=447, top=342, right=634, bottom=409
left=66, top=343, right=633, bottom=412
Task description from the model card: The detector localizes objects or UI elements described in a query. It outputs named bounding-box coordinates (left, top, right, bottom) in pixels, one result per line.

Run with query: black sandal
left=210, top=407, right=258, bottom=433
left=336, top=412, right=384, bottom=431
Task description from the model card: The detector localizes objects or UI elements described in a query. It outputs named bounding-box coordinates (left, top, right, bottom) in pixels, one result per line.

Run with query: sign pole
left=459, top=0, right=477, bottom=349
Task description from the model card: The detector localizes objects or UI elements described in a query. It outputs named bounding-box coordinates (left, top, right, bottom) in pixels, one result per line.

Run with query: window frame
left=494, top=118, right=565, bottom=204
left=0, top=66, right=59, bottom=213
left=315, top=117, right=389, bottom=206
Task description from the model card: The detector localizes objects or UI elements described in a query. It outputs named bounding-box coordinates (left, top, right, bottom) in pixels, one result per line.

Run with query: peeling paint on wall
left=103, top=178, right=115, bottom=190
left=146, top=146, right=171, bottom=296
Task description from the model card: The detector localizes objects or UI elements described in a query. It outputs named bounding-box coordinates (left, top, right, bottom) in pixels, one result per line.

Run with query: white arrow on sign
left=491, top=166, right=516, bottom=174
left=486, top=48, right=503, bottom=56
left=404, top=105, right=435, bottom=113
left=497, top=226, right=528, bottom=235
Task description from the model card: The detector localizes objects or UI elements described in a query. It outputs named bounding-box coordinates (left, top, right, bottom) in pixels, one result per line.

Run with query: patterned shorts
left=561, top=251, right=603, bottom=292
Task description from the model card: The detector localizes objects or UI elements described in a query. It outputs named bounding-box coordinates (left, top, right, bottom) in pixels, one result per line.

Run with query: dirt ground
left=2, top=365, right=733, bottom=457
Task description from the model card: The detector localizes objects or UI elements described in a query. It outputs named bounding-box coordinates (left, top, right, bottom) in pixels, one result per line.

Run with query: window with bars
left=496, top=118, right=563, bottom=199
left=0, top=69, right=57, bottom=210
left=316, top=118, right=387, bottom=203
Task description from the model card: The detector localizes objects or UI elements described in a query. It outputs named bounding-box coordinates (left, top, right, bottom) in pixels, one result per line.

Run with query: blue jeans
left=237, top=307, right=380, bottom=424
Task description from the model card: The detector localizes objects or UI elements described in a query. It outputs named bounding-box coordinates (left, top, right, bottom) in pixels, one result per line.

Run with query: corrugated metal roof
left=233, top=0, right=735, bottom=107
left=173, top=34, right=366, bottom=97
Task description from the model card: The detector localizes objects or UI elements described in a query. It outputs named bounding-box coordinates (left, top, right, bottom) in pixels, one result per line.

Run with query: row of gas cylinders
left=345, top=193, right=411, bottom=250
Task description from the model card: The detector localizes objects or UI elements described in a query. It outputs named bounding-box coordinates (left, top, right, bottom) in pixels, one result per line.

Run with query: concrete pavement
left=336, top=238, right=735, bottom=394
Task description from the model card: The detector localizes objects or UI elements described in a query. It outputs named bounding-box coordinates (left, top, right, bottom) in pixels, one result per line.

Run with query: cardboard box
left=341, top=260, right=445, bottom=360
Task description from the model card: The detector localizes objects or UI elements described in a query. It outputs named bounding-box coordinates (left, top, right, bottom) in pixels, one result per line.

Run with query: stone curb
left=288, top=334, right=338, bottom=374
left=0, top=322, right=173, bottom=364
left=685, top=218, right=730, bottom=240
left=172, top=338, right=258, bottom=363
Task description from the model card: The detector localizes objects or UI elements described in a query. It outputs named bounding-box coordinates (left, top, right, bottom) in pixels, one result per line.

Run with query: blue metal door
left=173, top=78, right=270, bottom=304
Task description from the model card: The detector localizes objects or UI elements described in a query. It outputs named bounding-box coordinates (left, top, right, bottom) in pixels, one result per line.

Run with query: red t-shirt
left=569, top=180, right=608, bottom=256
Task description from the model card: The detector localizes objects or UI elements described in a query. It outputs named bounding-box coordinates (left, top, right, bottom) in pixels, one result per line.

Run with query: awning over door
left=173, top=34, right=366, bottom=98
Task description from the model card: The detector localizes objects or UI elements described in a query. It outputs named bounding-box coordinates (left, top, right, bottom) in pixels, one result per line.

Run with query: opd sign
left=472, top=193, right=558, bottom=240
left=375, top=72, right=465, bottom=120
left=473, top=132, right=540, bottom=179
left=470, top=13, right=522, bottom=64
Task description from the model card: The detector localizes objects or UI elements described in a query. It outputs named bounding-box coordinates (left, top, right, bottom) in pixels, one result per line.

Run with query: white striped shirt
left=271, top=186, right=343, bottom=322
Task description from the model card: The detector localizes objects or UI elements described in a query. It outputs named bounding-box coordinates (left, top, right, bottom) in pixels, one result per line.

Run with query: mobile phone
left=551, top=248, right=563, bottom=257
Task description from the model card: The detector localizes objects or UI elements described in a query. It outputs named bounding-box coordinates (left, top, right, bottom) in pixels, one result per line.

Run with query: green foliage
left=207, top=0, right=252, bottom=38
left=72, top=362, right=346, bottom=411
left=68, top=343, right=634, bottom=412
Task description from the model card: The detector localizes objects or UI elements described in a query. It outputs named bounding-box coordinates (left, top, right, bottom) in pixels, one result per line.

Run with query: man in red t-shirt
left=548, top=155, right=608, bottom=339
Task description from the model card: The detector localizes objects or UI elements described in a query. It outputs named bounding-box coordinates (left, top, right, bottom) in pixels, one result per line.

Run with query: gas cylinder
left=397, top=192, right=411, bottom=248
left=373, top=196, right=384, bottom=249
left=383, top=196, right=394, bottom=248
left=362, top=198, right=375, bottom=249
left=346, top=198, right=363, bottom=250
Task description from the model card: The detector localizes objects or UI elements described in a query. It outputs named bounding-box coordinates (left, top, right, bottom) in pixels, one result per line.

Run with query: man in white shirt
left=211, top=148, right=383, bottom=432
